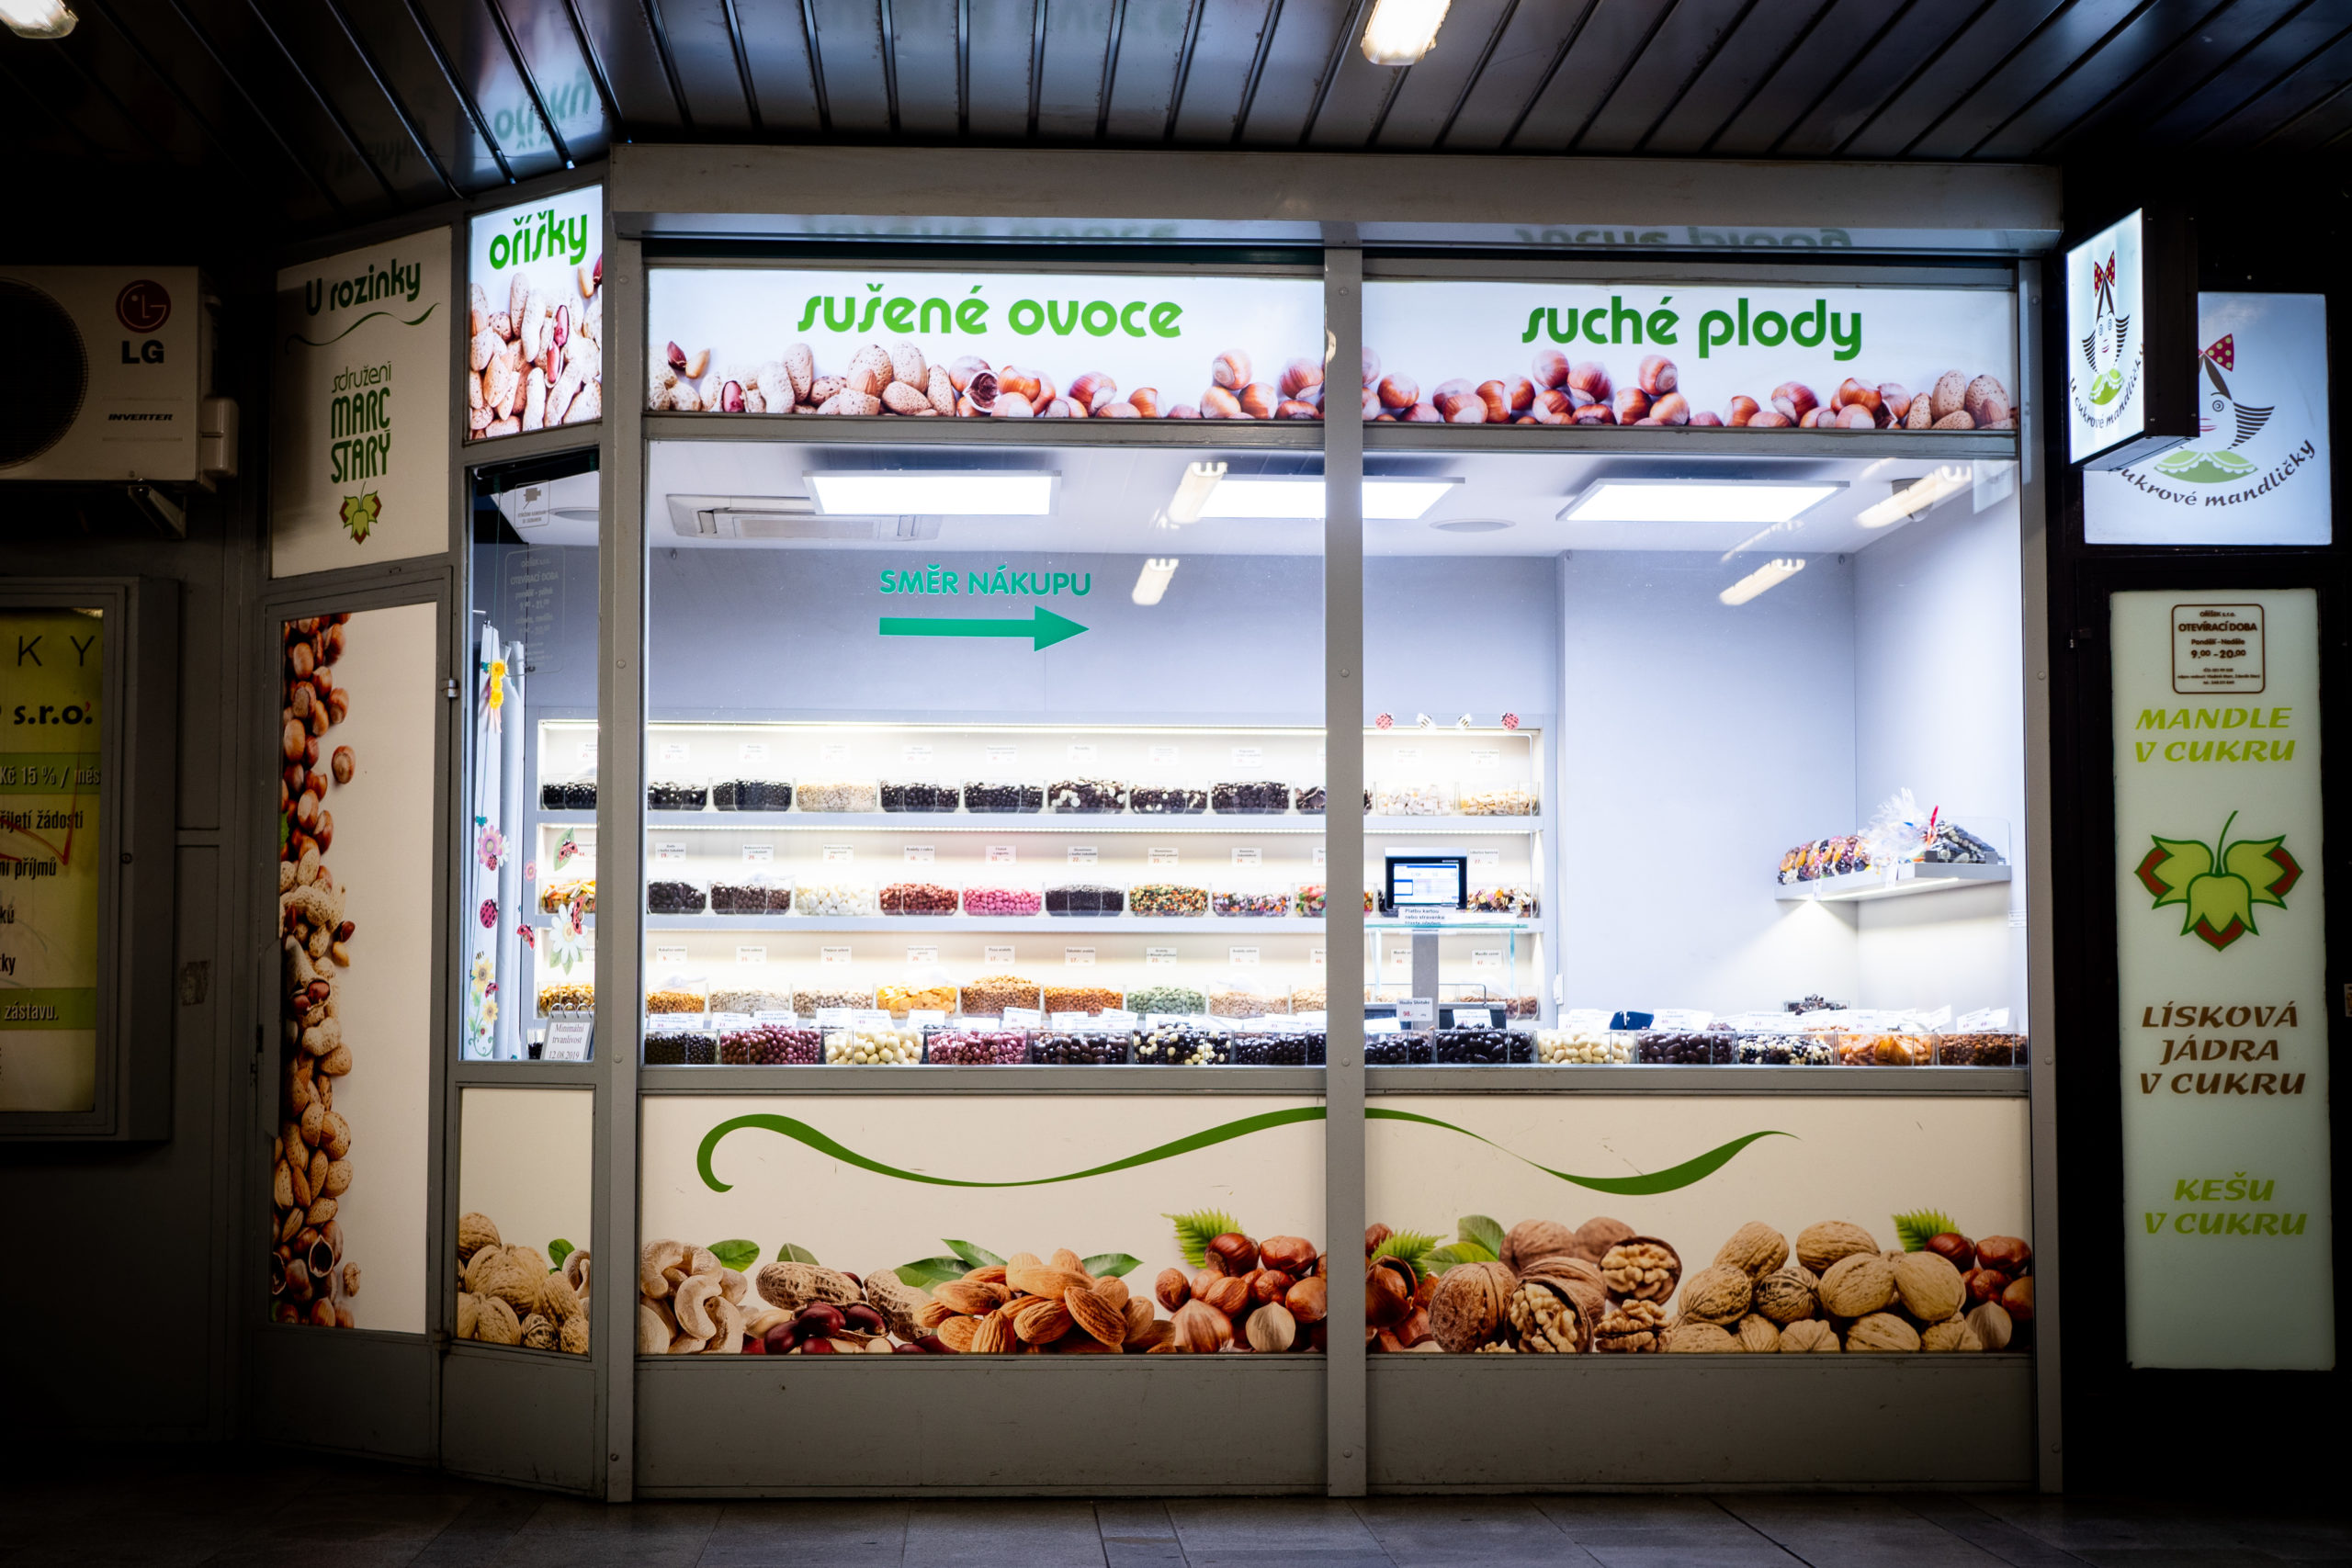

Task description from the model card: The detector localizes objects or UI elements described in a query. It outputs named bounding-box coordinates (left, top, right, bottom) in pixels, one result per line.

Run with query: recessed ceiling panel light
left=1560, top=479, right=1843, bottom=525
left=1431, top=517, right=1513, bottom=533
left=1361, top=0, right=1450, bottom=63
left=807, top=472, right=1057, bottom=515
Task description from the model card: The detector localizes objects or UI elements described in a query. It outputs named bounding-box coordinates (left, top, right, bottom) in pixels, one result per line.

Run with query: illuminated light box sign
left=645, top=268, right=1322, bottom=422
left=1359, top=280, right=2016, bottom=433
left=2065, top=209, right=2196, bottom=468
left=466, top=186, right=603, bottom=445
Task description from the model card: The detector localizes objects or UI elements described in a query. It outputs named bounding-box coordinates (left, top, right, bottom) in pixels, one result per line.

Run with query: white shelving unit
left=1772, top=862, right=2010, bottom=903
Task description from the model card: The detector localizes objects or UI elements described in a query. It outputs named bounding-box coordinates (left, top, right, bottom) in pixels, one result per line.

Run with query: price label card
left=960, top=1015, right=999, bottom=1029
left=1231, top=745, right=1263, bottom=767
left=1148, top=846, right=1179, bottom=867
left=1065, top=947, right=1095, bottom=966
left=1067, top=743, right=1096, bottom=764
left=904, top=846, right=934, bottom=863
left=1296, top=1010, right=1329, bottom=1028
left=1469, top=850, right=1500, bottom=870
left=823, top=844, right=854, bottom=863
left=1467, top=749, right=1499, bottom=772
left=1395, top=746, right=1420, bottom=762
left=1311, top=947, right=1327, bottom=969
left=854, top=1009, right=893, bottom=1030
left=1458, top=1007, right=1498, bottom=1028
left=820, top=946, right=852, bottom=967
left=1100, top=1009, right=1137, bottom=1026
left=1366, top=1017, right=1403, bottom=1035
left=1229, top=946, right=1260, bottom=966
left=735, top=945, right=766, bottom=964
left=653, top=945, right=688, bottom=964
left=907, top=1009, right=948, bottom=1028
left=813, top=1008, right=854, bottom=1027
left=753, top=1010, right=796, bottom=1025
left=1385, top=948, right=1412, bottom=974
left=1051, top=1010, right=1091, bottom=1027
left=740, top=741, right=769, bottom=765
left=1955, top=1007, right=2011, bottom=1031
left=1146, top=947, right=1177, bottom=967
left=820, top=742, right=849, bottom=763
left=906, top=946, right=939, bottom=964
left=1398, top=997, right=1436, bottom=1025
left=1471, top=949, right=1504, bottom=973
left=1230, top=847, right=1261, bottom=867
left=986, top=845, right=1016, bottom=864
left=654, top=841, right=686, bottom=863
left=543, top=1015, right=593, bottom=1062
left=985, top=744, right=1017, bottom=767
left=577, top=736, right=597, bottom=763
left=660, top=740, right=690, bottom=765
left=902, top=743, right=933, bottom=766
left=1003, top=1006, right=1043, bottom=1027
left=1653, top=1008, right=1714, bottom=1029
left=1313, top=846, right=1327, bottom=867
left=1562, top=1009, right=1610, bottom=1030
left=1148, top=745, right=1179, bottom=764
left=1240, top=1017, right=1273, bottom=1032
left=985, top=944, right=1015, bottom=964
left=1066, top=846, right=1098, bottom=865
left=742, top=843, right=775, bottom=863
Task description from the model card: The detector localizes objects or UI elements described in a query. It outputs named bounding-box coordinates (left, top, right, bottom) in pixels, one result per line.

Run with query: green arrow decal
left=878, top=604, right=1088, bottom=650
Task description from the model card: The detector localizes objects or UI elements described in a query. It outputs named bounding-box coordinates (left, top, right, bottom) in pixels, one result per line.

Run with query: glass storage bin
left=794, top=876, right=877, bottom=916
left=1459, top=784, right=1539, bottom=817
left=1634, top=1029, right=1735, bottom=1065
left=1371, top=778, right=1454, bottom=816
left=1135, top=1020, right=1231, bottom=1066
left=876, top=973, right=959, bottom=1015
left=1127, top=880, right=1210, bottom=918
left=1836, top=1030, right=1935, bottom=1066
left=1043, top=881, right=1124, bottom=916
left=1212, top=874, right=1293, bottom=918
left=960, top=778, right=1045, bottom=813
left=1210, top=779, right=1293, bottom=814
left=922, top=1026, right=1029, bottom=1065
left=958, top=973, right=1042, bottom=1016
left=539, top=771, right=596, bottom=810
left=705, top=972, right=792, bottom=1014
left=1466, top=884, right=1537, bottom=917
left=718, top=1021, right=820, bottom=1064
left=879, top=778, right=960, bottom=813
left=796, top=779, right=880, bottom=813
left=1537, top=1026, right=1630, bottom=1065
left=712, top=778, right=793, bottom=811
left=644, top=1014, right=718, bottom=1065
left=647, top=775, right=708, bottom=810
left=1735, top=1032, right=1837, bottom=1066
left=1207, top=974, right=1290, bottom=1019
left=877, top=877, right=960, bottom=916
left=1125, top=983, right=1207, bottom=1017
left=539, top=875, right=596, bottom=915
left=1363, top=1032, right=1435, bottom=1065
left=1431, top=1025, right=1535, bottom=1065
left=1506, top=996, right=1541, bottom=1021
left=1936, top=1032, right=2027, bottom=1066
left=1027, top=1028, right=1130, bottom=1065
left=1047, top=777, right=1128, bottom=813
left=645, top=974, right=709, bottom=1014
left=646, top=877, right=707, bottom=915
left=537, top=980, right=594, bottom=1016
left=961, top=875, right=1044, bottom=918
left=793, top=982, right=877, bottom=1011
left=1288, top=982, right=1328, bottom=1013
left=1128, top=766, right=1207, bottom=815
left=824, top=1019, right=922, bottom=1065
left=1293, top=883, right=1327, bottom=918
left=1229, top=1028, right=1325, bottom=1066
left=709, top=873, right=793, bottom=915
left=1294, top=784, right=1328, bottom=815
left=1041, top=983, right=1124, bottom=1015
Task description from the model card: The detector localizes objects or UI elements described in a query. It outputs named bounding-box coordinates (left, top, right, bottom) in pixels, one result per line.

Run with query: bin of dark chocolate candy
left=1027, top=1030, right=1130, bottom=1066
left=644, top=1018, right=718, bottom=1065
left=1128, top=783, right=1206, bottom=815
left=709, top=875, right=793, bottom=915
left=961, top=780, right=1044, bottom=813
left=713, top=779, right=793, bottom=811
left=1634, top=1028, right=1735, bottom=1065
left=1363, top=1032, right=1436, bottom=1066
left=1044, top=882, right=1125, bottom=916
left=1735, top=1032, right=1835, bottom=1066
left=540, top=777, right=597, bottom=810
left=1211, top=780, right=1292, bottom=814
left=1048, top=777, right=1127, bottom=813
left=1295, top=785, right=1328, bottom=815
left=647, top=779, right=708, bottom=810
left=1431, top=1026, right=1535, bottom=1065
left=879, top=779, right=959, bottom=813
left=1228, top=1029, right=1326, bottom=1066
left=1936, top=1032, right=2025, bottom=1066
left=1135, top=1021, right=1231, bottom=1066
left=718, top=1021, right=820, bottom=1065
left=646, top=878, right=707, bottom=915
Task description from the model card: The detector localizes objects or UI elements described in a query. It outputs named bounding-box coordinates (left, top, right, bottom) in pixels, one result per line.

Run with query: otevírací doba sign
left=2112, top=590, right=2332, bottom=1369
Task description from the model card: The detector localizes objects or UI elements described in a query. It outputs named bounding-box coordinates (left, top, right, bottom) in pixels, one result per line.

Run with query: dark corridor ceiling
left=3, top=0, right=2349, bottom=233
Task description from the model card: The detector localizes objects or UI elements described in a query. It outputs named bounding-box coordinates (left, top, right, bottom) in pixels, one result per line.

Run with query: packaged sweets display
left=879, top=780, right=959, bottom=812
left=1459, top=785, right=1538, bottom=816
left=1937, top=1032, right=2025, bottom=1066
left=1211, top=781, right=1292, bottom=814
left=962, top=882, right=1044, bottom=917
left=1135, top=1021, right=1231, bottom=1066
left=1229, top=1031, right=1325, bottom=1066
left=795, top=878, right=877, bottom=916
left=1920, top=821, right=2005, bottom=863
left=1777, top=835, right=1871, bottom=884
left=961, top=780, right=1044, bottom=813
left=1127, top=882, right=1209, bottom=917
left=1128, top=783, right=1206, bottom=814
left=794, top=985, right=876, bottom=1011
left=1466, top=886, right=1537, bottom=916
left=1431, top=1027, right=1535, bottom=1065
left=1364, top=1034, right=1436, bottom=1066
left=1294, top=884, right=1327, bottom=917
left=647, top=780, right=708, bottom=810
left=1125, top=984, right=1207, bottom=1016
left=959, top=973, right=1041, bottom=1014
left=706, top=986, right=791, bottom=1014
left=922, top=1029, right=1028, bottom=1065
left=645, top=987, right=707, bottom=1014
left=1211, top=878, right=1292, bottom=917
left=647, top=879, right=707, bottom=915
left=1634, top=1029, right=1735, bottom=1065
left=797, top=780, right=880, bottom=812
left=1537, top=1027, right=1628, bottom=1065
left=1042, top=985, right=1124, bottom=1014
left=712, top=779, right=793, bottom=811
left=718, top=1022, right=820, bottom=1065
left=824, top=1021, right=921, bottom=1065
left=1028, top=1031, right=1129, bottom=1065
left=1048, top=778, right=1127, bottom=813
left=644, top=1019, right=718, bottom=1065
left=1372, top=781, right=1453, bottom=816
left=1044, top=882, right=1125, bottom=916
left=876, top=981, right=957, bottom=1014
left=709, top=878, right=792, bottom=914
left=537, top=982, right=594, bottom=1015
left=878, top=880, right=958, bottom=915
left=539, top=777, right=596, bottom=810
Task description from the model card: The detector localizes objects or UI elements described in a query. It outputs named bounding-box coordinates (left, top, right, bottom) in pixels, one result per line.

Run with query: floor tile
left=900, top=1500, right=1106, bottom=1568
left=1896, top=1496, right=2093, bottom=1567
left=1167, top=1498, right=1386, bottom=1551
left=1352, top=1497, right=1590, bottom=1564
left=1720, top=1495, right=2019, bottom=1568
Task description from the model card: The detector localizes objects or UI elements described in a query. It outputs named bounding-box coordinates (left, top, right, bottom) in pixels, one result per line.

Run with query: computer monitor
left=1385, top=853, right=1468, bottom=910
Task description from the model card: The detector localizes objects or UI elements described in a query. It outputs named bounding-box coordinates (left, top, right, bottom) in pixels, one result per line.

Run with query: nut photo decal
left=1363, top=280, right=2015, bottom=433
left=454, top=1086, right=592, bottom=1351
left=466, top=187, right=603, bottom=443
left=645, top=268, right=1321, bottom=422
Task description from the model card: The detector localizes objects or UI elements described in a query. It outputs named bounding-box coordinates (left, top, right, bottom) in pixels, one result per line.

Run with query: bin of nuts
left=1042, top=985, right=1124, bottom=1015
left=959, top=974, right=1041, bottom=1015
left=645, top=987, right=706, bottom=1014
left=794, top=985, right=875, bottom=1011
left=538, top=982, right=594, bottom=1016
left=1125, top=984, right=1207, bottom=1017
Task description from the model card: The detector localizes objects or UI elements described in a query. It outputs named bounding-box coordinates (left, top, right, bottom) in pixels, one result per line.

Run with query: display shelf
left=639, top=1065, right=1328, bottom=1093
left=1367, top=1066, right=2028, bottom=1094
left=639, top=914, right=1539, bottom=934
left=1773, top=862, right=2010, bottom=903
left=559, top=811, right=1541, bottom=834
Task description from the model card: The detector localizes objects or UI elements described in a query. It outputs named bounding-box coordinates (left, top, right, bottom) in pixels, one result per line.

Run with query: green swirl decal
left=285, top=302, right=438, bottom=351
left=696, top=1109, right=1786, bottom=1196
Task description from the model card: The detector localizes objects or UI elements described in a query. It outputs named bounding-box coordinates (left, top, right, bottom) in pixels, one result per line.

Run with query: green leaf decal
left=546, top=1238, right=574, bottom=1270
left=1363, top=1110, right=1791, bottom=1195
left=1419, top=1242, right=1495, bottom=1273
left=895, top=1256, right=968, bottom=1289
left=1457, top=1214, right=1506, bottom=1256
left=1082, top=1252, right=1143, bottom=1280
left=1890, top=1210, right=1958, bottom=1252
left=1372, top=1230, right=1442, bottom=1280
left=708, top=1239, right=761, bottom=1271
left=943, top=1239, right=1005, bottom=1270
left=2135, top=811, right=2301, bottom=952
left=1164, top=1210, right=1240, bottom=1269
left=774, top=1242, right=820, bottom=1265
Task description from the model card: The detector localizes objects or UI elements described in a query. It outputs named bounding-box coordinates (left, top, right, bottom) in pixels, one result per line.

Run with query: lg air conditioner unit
left=663, top=494, right=943, bottom=542
left=0, top=266, right=232, bottom=486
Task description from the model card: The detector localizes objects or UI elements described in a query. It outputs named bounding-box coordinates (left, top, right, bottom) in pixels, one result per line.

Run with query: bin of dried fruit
left=876, top=981, right=957, bottom=1015
left=456, top=1213, right=591, bottom=1353
left=958, top=973, right=1040, bottom=1015
left=537, top=982, right=594, bottom=1016
left=644, top=988, right=705, bottom=1014
left=1459, top=785, right=1538, bottom=816
left=538, top=876, right=594, bottom=914
left=1838, top=1031, right=1933, bottom=1066
left=1936, top=1032, right=2026, bottom=1066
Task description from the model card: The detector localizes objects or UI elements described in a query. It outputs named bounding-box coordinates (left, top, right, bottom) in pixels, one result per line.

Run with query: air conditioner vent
left=664, top=494, right=942, bottom=541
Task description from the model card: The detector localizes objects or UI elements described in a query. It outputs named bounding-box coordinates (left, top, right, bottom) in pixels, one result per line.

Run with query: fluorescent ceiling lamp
left=0, top=0, right=74, bottom=35
left=1166, top=461, right=1227, bottom=525
left=807, top=472, right=1057, bottom=515
left=1719, top=558, right=1805, bottom=606
left=1855, top=465, right=1972, bottom=528
left=1195, top=476, right=1462, bottom=520
left=1132, top=558, right=1179, bottom=605
left=1562, top=479, right=1843, bottom=525
left=1361, top=0, right=1449, bottom=63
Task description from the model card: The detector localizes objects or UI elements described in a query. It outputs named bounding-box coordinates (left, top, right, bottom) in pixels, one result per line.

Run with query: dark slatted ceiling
left=4, top=0, right=2348, bottom=231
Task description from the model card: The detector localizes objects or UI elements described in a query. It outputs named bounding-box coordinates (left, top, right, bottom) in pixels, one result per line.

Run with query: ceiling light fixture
left=0, top=0, right=74, bottom=36
left=1562, top=479, right=1844, bottom=525
left=806, top=471, right=1057, bottom=515
left=1431, top=517, right=1513, bottom=533
left=1132, top=558, right=1179, bottom=605
left=1166, top=461, right=1227, bottom=525
left=1855, top=465, right=1973, bottom=528
left=1360, top=0, right=1450, bottom=63
left=1193, top=475, right=1463, bottom=520
left=1719, top=558, right=1806, bottom=606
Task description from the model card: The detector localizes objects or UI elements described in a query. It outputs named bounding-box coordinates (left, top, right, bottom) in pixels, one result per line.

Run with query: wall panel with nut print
left=456, top=1088, right=594, bottom=1353
left=1360, top=280, right=2016, bottom=432
left=644, top=269, right=1322, bottom=422
left=271, top=604, right=438, bottom=1334
left=467, top=187, right=604, bottom=444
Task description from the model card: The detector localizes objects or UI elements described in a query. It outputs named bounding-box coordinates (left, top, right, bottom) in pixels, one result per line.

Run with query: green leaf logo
left=2135, top=810, right=2301, bottom=951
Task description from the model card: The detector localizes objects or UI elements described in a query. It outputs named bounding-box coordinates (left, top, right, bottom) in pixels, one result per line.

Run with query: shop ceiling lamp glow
left=1166, top=461, right=1227, bottom=525
left=1195, top=476, right=1462, bottom=520
left=1361, top=0, right=1449, bottom=63
left=1855, top=465, right=1973, bottom=528
left=1561, top=479, right=1843, bottom=525
left=1132, top=558, right=1180, bottom=605
left=806, top=472, right=1057, bottom=515
left=1, top=0, right=74, bottom=34
left=1719, top=558, right=1805, bottom=606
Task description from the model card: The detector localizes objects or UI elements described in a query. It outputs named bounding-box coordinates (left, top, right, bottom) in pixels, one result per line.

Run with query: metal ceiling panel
left=2151, top=2, right=2352, bottom=142
left=1510, top=0, right=1686, bottom=150
left=1838, top=0, right=2072, bottom=158
left=1704, top=0, right=1888, bottom=154
left=1167, top=0, right=1277, bottom=141
left=965, top=0, right=1038, bottom=138
left=571, top=0, right=687, bottom=127
left=493, top=0, right=612, bottom=160
left=252, top=0, right=445, bottom=203
left=1306, top=45, right=1401, bottom=146
left=2188, top=18, right=2352, bottom=143
left=1031, top=0, right=1117, bottom=138
left=1969, top=0, right=2231, bottom=160
left=1370, top=0, right=1516, bottom=147
left=175, top=0, right=391, bottom=209
left=0, top=37, right=151, bottom=158
left=1236, top=0, right=1356, bottom=144
left=333, top=0, right=508, bottom=192
left=1639, top=0, right=1832, bottom=152
left=1577, top=0, right=1755, bottom=153
left=729, top=0, right=825, bottom=131
left=1905, top=0, right=2149, bottom=158
left=1101, top=0, right=1193, bottom=141
left=1772, top=0, right=1986, bottom=157
left=2038, top=0, right=2305, bottom=153
left=885, top=0, right=963, bottom=136
left=806, top=0, right=892, bottom=133
left=410, top=0, right=567, bottom=177
left=51, top=5, right=209, bottom=167
left=2261, top=66, right=2352, bottom=148
left=650, top=0, right=758, bottom=129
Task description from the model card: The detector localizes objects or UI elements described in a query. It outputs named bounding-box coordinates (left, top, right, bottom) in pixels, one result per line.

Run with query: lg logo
left=116, top=277, right=170, bottom=364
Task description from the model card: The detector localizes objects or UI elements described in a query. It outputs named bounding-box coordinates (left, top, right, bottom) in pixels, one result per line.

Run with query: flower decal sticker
left=2136, top=810, right=2301, bottom=951
left=340, top=491, right=380, bottom=543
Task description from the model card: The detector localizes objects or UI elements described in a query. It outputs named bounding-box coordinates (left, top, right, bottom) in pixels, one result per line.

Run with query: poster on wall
left=2112, top=591, right=2331, bottom=1369
left=455, top=1086, right=592, bottom=1352
left=0, top=609, right=105, bottom=1112
left=1359, top=279, right=2015, bottom=432
left=640, top=1093, right=1326, bottom=1355
left=1363, top=1094, right=2033, bottom=1353
left=466, top=186, right=603, bottom=444
left=2085, top=295, right=2330, bottom=546
left=270, top=232, right=452, bottom=576
left=270, top=604, right=437, bottom=1334
left=645, top=268, right=1322, bottom=422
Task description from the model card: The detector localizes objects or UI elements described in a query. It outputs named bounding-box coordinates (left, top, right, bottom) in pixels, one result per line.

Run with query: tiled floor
left=4, top=1452, right=2347, bottom=1567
